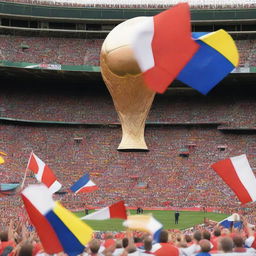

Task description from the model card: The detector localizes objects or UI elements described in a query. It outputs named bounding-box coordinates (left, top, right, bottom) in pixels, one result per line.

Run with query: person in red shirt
left=152, top=230, right=179, bottom=256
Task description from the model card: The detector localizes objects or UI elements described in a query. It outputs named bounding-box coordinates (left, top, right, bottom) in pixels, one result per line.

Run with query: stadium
left=0, top=0, right=256, bottom=255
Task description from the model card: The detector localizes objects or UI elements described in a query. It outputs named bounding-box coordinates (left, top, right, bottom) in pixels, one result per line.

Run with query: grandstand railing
left=0, top=116, right=224, bottom=127
left=0, top=60, right=255, bottom=73
left=1, top=116, right=256, bottom=131
left=0, top=60, right=100, bottom=72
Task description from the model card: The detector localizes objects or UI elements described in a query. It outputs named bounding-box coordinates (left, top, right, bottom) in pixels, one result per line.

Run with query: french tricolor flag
left=211, top=154, right=256, bottom=204
left=81, top=201, right=127, bottom=220
left=131, top=3, right=199, bottom=93
left=70, top=173, right=98, bottom=194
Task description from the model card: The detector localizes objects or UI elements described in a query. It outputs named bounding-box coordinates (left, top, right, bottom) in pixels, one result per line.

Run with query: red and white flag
left=131, top=3, right=199, bottom=93
left=81, top=201, right=127, bottom=220
left=211, top=154, right=256, bottom=204
left=27, top=152, right=62, bottom=194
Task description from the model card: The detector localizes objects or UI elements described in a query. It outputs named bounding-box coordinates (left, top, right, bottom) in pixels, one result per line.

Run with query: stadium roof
left=30, top=0, right=256, bottom=7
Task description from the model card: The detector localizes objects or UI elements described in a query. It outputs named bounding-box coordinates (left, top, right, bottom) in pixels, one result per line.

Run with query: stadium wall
left=0, top=1, right=256, bottom=20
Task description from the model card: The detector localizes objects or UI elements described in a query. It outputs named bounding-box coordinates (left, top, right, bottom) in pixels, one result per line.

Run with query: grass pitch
left=75, top=210, right=228, bottom=231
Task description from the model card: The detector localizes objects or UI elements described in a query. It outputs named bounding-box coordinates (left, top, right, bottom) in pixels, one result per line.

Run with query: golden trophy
left=100, top=17, right=156, bottom=151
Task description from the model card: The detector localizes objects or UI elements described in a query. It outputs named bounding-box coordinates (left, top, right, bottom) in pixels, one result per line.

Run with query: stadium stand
left=0, top=0, right=255, bottom=9
left=0, top=36, right=255, bottom=67
left=0, top=1, right=255, bottom=254
left=0, top=87, right=255, bottom=214
left=0, top=35, right=102, bottom=66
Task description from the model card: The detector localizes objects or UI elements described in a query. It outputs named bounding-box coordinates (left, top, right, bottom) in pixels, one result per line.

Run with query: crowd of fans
left=0, top=35, right=102, bottom=66
left=1, top=214, right=256, bottom=255
left=0, top=86, right=255, bottom=128
left=0, top=22, right=255, bottom=255
left=0, top=122, right=255, bottom=215
left=0, top=84, right=255, bottom=224
left=0, top=36, right=255, bottom=68
left=1, top=0, right=256, bottom=9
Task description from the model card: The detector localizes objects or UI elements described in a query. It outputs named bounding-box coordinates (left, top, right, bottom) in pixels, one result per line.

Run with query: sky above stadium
left=48, top=0, right=256, bottom=6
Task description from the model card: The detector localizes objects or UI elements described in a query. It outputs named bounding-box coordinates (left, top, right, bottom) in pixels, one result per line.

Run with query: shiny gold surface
left=100, top=17, right=156, bottom=150
left=100, top=46, right=155, bottom=150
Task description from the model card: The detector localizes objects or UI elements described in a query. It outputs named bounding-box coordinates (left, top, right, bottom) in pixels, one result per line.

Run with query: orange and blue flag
left=21, top=184, right=93, bottom=256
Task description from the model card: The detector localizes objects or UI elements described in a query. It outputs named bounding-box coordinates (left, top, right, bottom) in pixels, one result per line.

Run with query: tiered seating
left=0, top=36, right=255, bottom=68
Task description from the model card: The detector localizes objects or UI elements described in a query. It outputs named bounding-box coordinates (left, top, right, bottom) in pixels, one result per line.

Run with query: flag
left=0, top=151, right=7, bottom=164
left=131, top=3, right=199, bottom=93
left=70, top=173, right=98, bottom=194
left=219, top=213, right=243, bottom=229
left=123, top=215, right=162, bottom=242
left=27, top=152, right=62, bottom=194
left=81, top=201, right=127, bottom=220
left=0, top=156, right=4, bottom=164
left=21, top=184, right=93, bottom=256
left=177, top=29, right=239, bottom=94
left=211, top=154, right=256, bottom=204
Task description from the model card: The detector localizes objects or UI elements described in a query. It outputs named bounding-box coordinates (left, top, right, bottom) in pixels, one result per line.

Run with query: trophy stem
left=101, top=52, right=155, bottom=151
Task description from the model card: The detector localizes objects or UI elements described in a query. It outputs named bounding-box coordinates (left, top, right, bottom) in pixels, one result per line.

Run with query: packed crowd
left=0, top=35, right=102, bottom=66
left=0, top=86, right=255, bottom=128
left=0, top=36, right=255, bottom=68
left=1, top=213, right=256, bottom=255
left=1, top=0, right=256, bottom=9
left=0, top=85, right=255, bottom=221
left=0, top=124, right=255, bottom=215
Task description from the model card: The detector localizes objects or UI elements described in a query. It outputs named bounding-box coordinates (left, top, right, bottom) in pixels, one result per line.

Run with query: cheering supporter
left=211, top=228, right=222, bottom=251
left=151, top=230, right=179, bottom=256
left=217, top=237, right=234, bottom=254
left=2, top=213, right=256, bottom=256
left=196, top=239, right=212, bottom=256
left=233, top=235, right=247, bottom=253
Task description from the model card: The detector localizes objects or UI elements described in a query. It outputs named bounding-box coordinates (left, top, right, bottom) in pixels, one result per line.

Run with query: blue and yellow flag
left=177, top=29, right=239, bottom=95
left=21, top=185, right=93, bottom=256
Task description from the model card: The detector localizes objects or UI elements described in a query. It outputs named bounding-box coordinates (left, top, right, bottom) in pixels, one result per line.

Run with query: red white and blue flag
left=130, top=3, right=199, bottom=93
left=70, top=173, right=98, bottom=194
left=81, top=201, right=127, bottom=220
left=129, top=3, right=238, bottom=94
left=211, top=154, right=256, bottom=204
left=27, top=152, right=62, bottom=194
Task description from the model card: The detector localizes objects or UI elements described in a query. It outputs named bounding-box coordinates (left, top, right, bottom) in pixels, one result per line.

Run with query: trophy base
left=117, top=148, right=149, bottom=152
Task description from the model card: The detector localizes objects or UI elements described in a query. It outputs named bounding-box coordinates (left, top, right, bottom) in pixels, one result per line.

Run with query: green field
left=74, top=210, right=228, bottom=231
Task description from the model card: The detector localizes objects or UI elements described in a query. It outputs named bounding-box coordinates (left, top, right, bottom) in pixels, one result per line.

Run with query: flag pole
left=21, top=151, right=33, bottom=189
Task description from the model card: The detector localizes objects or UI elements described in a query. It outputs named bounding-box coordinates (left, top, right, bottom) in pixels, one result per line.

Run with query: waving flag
left=27, top=152, right=62, bottom=194
left=130, top=2, right=239, bottom=95
left=81, top=201, right=127, bottom=220
left=131, top=3, right=199, bottom=93
left=21, top=184, right=93, bottom=256
left=219, top=214, right=242, bottom=229
left=177, top=29, right=239, bottom=94
left=123, top=215, right=162, bottom=242
left=211, top=154, right=256, bottom=204
left=70, top=173, right=98, bottom=194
